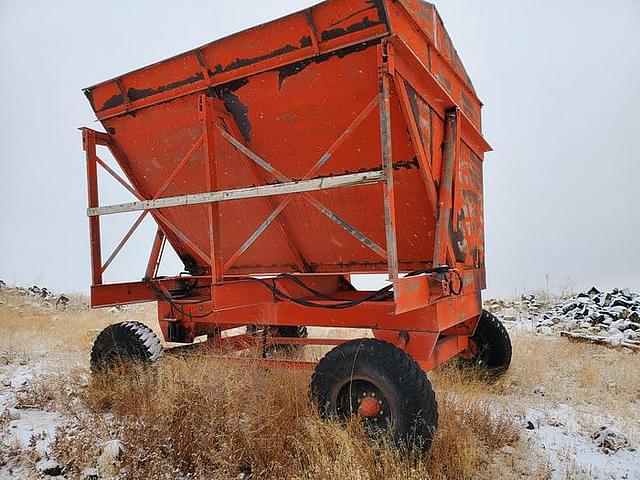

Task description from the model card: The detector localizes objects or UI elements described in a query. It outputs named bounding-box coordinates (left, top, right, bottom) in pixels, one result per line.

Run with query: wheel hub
left=358, top=396, right=381, bottom=418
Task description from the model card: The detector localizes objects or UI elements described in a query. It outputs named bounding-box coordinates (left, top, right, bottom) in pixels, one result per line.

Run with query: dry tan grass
left=3, top=289, right=639, bottom=479
left=0, top=288, right=156, bottom=364
left=45, top=354, right=518, bottom=480
left=506, top=330, right=640, bottom=420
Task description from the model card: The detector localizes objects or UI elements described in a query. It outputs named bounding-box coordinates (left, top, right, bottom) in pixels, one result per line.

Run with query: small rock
left=587, top=286, right=600, bottom=297
left=523, top=410, right=542, bottom=430
left=533, top=386, right=546, bottom=397
left=98, top=439, right=124, bottom=476
left=592, top=426, right=629, bottom=453
left=56, top=295, right=71, bottom=307
left=500, top=445, right=516, bottom=455
left=611, top=298, right=633, bottom=309
left=10, top=372, right=32, bottom=389
left=82, top=467, right=99, bottom=480
left=36, top=458, right=63, bottom=476
left=102, top=439, right=123, bottom=460
left=7, top=408, right=20, bottom=420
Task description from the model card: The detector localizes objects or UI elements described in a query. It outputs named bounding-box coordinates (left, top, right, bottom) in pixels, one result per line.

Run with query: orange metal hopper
left=82, top=0, right=493, bottom=373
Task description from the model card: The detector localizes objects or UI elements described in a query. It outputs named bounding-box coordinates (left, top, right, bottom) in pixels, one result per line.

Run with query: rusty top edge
left=83, top=0, right=385, bottom=93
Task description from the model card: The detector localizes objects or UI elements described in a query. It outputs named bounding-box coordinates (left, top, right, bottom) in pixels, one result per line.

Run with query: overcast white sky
left=1, top=0, right=639, bottom=297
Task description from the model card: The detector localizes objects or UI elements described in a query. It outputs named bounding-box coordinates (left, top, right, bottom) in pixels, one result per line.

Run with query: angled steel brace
left=217, top=96, right=387, bottom=265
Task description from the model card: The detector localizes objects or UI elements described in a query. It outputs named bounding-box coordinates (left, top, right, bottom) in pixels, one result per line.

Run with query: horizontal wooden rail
left=88, top=170, right=384, bottom=217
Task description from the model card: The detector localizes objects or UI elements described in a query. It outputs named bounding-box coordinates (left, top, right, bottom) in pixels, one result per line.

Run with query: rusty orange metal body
left=82, top=0, right=491, bottom=371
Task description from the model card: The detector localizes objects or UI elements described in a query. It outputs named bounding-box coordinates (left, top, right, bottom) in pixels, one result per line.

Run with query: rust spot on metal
left=435, top=72, right=452, bottom=93
left=460, top=91, right=476, bottom=117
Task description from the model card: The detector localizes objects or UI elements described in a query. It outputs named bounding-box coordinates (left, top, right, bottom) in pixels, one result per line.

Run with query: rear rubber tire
left=310, top=338, right=438, bottom=452
left=247, top=325, right=308, bottom=354
left=459, top=310, right=512, bottom=378
left=274, top=325, right=308, bottom=353
left=90, top=321, right=163, bottom=373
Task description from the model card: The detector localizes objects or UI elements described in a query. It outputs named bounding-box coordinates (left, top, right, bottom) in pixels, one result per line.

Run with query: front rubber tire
left=90, top=321, right=163, bottom=373
left=459, top=310, right=512, bottom=378
left=310, top=338, right=438, bottom=452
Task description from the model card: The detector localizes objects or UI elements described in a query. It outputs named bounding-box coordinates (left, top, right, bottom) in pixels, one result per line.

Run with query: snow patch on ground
left=0, top=357, right=69, bottom=478
left=520, top=403, right=637, bottom=479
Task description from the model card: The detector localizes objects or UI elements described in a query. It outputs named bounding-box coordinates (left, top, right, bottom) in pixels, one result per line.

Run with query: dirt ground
left=0, top=286, right=638, bottom=479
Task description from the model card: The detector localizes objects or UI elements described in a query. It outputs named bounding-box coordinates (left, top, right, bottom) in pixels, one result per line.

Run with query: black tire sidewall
left=311, top=338, right=437, bottom=450
left=91, top=322, right=157, bottom=372
left=466, top=310, right=512, bottom=376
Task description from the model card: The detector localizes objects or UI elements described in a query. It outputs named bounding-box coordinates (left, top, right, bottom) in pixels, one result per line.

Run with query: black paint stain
left=209, top=36, right=312, bottom=78
left=320, top=0, right=387, bottom=42
left=277, top=40, right=378, bottom=88
left=127, top=72, right=205, bottom=102
left=102, top=94, right=124, bottom=110
left=214, top=78, right=252, bottom=143
left=367, top=0, right=388, bottom=26
left=393, top=157, right=419, bottom=170
left=83, top=88, right=95, bottom=109
left=320, top=17, right=376, bottom=42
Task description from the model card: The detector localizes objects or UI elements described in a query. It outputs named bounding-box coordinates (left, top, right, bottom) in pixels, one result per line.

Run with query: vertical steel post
left=434, top=108, right=458, bottom=267
left=83, top=129, right=103, bottom=286
left=145, top=229, right=165, bottom=279
left=379, top=58, right=399, bottom=280
left=200, top=95, right=224, bottom=285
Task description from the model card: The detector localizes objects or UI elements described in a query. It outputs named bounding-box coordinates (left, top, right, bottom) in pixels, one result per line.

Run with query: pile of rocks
left=534, top=287, right=640, bottom=349
left=0, top=281, right=75, bottom=310
left=484, top=294, right=550, bottom=322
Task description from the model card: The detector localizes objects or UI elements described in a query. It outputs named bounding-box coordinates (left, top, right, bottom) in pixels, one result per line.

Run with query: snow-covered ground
left=0, top=284, right=638, bottom=479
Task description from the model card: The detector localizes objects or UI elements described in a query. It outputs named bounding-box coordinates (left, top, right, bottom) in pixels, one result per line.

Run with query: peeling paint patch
left=127, top=72, right=205, bottom=102
left=102, top=93, right=124, bottom=110
left=210, top=37, right=312, bottom=78
left=215, top=78, right=252, bottom=143
left=393, top=157, right=420, bottom=170
left=277, top=40, right=377, bottom=88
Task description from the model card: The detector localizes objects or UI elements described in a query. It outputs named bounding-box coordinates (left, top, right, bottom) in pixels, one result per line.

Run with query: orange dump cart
left=83, top=0, right=511, bottom=450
